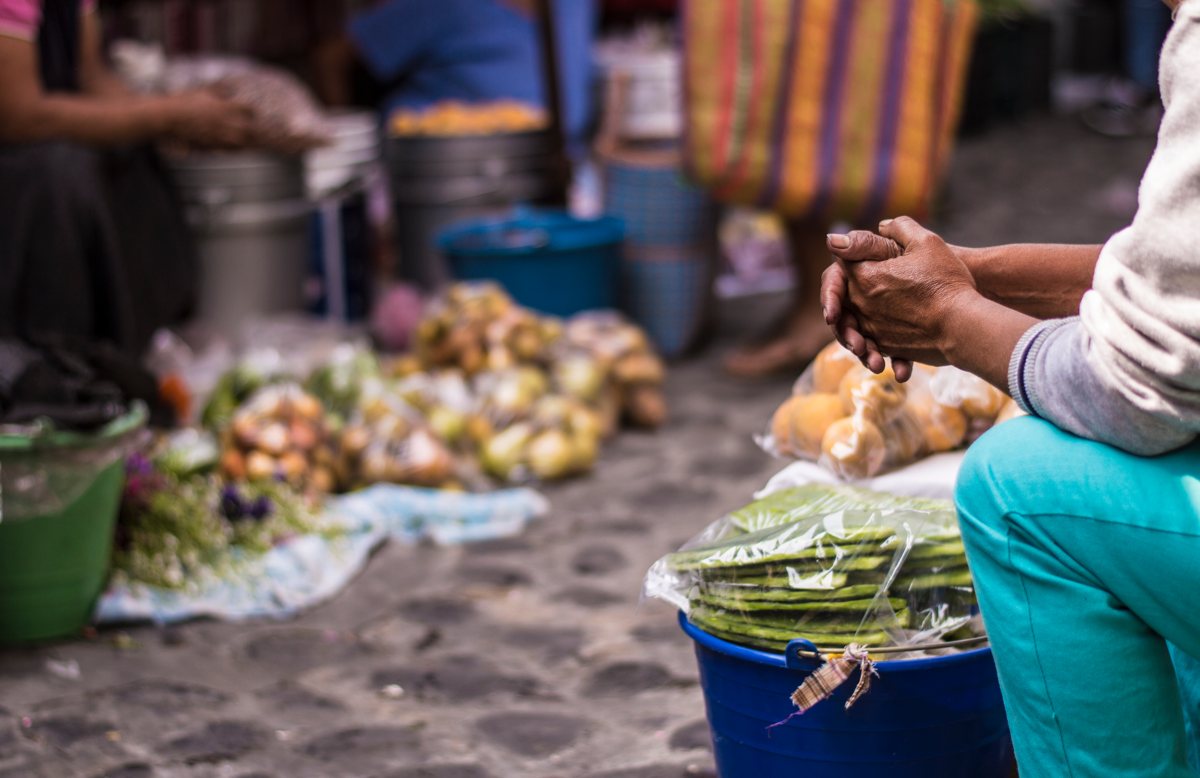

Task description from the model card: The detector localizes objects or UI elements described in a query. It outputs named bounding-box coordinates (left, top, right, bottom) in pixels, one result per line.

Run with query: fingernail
left=879, top=219, right=893, bottom=228
left=827, top=233, right=850, bottom=249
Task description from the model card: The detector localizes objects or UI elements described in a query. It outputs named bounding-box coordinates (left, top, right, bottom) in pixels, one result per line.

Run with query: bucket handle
left=786, top=638, right=826, bottom=669
left=784, top=634, right=991, bottom=667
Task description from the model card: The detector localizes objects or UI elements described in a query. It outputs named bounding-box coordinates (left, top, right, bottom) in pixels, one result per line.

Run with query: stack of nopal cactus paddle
left=647, top=484, right=978, bottom=653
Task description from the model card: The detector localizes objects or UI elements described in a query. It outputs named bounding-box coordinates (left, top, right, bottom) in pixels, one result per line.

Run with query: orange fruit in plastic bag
left=882, top=409, right=927, bottom=466
left=812, top=342, right=859, bottom=394
left=920, top=402, right=968, bottom=452
left=821, top=416, right=887, bottom=480
left=771, top=393, right=845, bottom=459
left=838, top=366, right=907, bottom=423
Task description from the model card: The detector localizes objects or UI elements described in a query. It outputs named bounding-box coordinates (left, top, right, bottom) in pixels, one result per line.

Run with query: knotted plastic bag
left=643, top=483, right=977, bottom=653
left=764, top=342, right=1012, bottom=480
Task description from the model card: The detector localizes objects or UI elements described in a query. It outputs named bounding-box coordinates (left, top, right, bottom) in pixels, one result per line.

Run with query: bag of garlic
left=336, top=381, right=460, bottom=491
left=763, top=342, right=1017, bottom=480
left=642, top=483, right=980, bottom=654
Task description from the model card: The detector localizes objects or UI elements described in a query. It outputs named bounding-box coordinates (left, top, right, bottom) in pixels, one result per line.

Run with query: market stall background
left=0, top=106, right=1155, bottom=775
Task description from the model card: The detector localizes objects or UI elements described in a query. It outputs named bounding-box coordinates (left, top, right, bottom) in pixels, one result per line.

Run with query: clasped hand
left=820, top=216, right=977, bottom=382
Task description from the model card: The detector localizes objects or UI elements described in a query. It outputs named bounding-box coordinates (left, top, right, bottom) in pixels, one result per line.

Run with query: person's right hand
left=821, top=231, right=981, bottom=382
left=165, top=89, right=255, bottom=150
left=821, top=230, right=908, bottom=378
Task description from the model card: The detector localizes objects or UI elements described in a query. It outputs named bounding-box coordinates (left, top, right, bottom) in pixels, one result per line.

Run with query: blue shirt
left=348, top=0, right=596, bottom=153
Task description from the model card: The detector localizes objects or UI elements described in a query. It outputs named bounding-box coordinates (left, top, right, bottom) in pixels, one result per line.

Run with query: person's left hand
left=831, top=216, right=978, bottom=367
left=820, top=230, right=906, bottom=378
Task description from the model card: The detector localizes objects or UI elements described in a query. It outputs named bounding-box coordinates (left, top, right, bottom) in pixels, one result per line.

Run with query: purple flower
left=123, top=471, right=164, bottom=507
left=125, top=453, right=154, bottom=477
left=220, top=485, right=246, bottom=520
left=249, top=495, right=273, bottom=521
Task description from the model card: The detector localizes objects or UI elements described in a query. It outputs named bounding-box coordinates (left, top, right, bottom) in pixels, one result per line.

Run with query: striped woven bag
left=682, top=0, right=978, bottom=223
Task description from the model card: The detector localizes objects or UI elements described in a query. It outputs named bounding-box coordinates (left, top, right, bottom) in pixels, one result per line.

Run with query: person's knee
left=955, top=416, right=1066, bottom=540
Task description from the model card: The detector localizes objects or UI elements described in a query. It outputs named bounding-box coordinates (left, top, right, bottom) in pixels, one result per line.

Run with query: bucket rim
left=677, top=611, right=991, bottom=671
left=438, top=210, right=625, bottom=257
left=386, top=127, right=554, bottom=144
left=0, top=403, right=148, bottom=453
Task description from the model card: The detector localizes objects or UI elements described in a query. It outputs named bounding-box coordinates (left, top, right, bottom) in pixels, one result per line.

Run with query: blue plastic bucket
left=438, top=210, right=624, bottom=318
left=679, top=613, right=1014, bottom=777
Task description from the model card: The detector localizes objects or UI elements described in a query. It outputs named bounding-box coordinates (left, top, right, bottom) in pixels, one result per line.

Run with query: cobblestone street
left=0, top=116, right=1157, bottom=778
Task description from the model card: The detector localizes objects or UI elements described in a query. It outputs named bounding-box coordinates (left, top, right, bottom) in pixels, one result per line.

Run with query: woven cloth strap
left=768, top=644, right=880, bottom=731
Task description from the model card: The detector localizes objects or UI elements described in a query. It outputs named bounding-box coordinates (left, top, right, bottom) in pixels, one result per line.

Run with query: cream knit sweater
left=1009, top=0, right=1200, bottom=455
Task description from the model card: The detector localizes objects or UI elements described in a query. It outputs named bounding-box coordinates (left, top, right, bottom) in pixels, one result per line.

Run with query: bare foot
left=723, top=305, right=831, bottom=378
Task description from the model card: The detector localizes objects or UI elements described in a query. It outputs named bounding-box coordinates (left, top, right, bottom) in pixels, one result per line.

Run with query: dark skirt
left=0, top=141, right=197, bottom=356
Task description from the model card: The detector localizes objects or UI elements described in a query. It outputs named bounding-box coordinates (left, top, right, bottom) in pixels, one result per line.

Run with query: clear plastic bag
left=336, top=383, right=459, bottom=491
left=643, top=483, right=977, bottom=653
left=563, top=311, right=667, bottom=429
left=414, top=283, right=557, bottom=374
left=764, top=342, right=1009, bottom=480
left=0, top=405, right=148, bottom=523
left=217, top=384, right=337, bottom=494
left=304, top=344, right=382, bottom=421
left=162, top=57, right=330, bottom=152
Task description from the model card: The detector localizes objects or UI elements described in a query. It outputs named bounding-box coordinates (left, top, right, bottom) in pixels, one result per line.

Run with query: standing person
left=821, top=0, right=1200, bottom=772
left=722, top=220, right=846, bottom=376
left=678, top=0, right=979, bottom=377
left=311, top=0, right=597, bottom=157
left=0, top=0, right=256, bottom=354
left=1083, top=0, right=1174, bottom=137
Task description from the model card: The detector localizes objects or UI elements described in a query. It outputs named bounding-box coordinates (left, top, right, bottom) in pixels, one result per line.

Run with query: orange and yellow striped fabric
left=682, top=0, right=978, bottom=223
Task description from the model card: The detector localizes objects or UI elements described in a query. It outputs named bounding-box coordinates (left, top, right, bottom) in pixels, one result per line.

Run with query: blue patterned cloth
left=602, top=160, right=717, bottom=358
left=95, top=485, right=548, bottom=625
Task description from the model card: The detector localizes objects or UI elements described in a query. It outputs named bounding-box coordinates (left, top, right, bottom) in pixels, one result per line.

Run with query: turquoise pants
left=956, top=417, right=1200, bottom=777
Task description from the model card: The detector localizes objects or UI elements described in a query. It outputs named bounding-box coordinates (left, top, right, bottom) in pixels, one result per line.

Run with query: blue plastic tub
left=679, top=613, right=1014, bottom=777
left=438, top=210, right=624, bottom=318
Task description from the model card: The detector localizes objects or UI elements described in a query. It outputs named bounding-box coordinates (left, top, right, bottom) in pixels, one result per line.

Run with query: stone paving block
left=300, top=725, right=423, bottom=768
left=163, top=720, right=271, bottom=766
left=240, top=628, right=369, bottom=675
left=571, top=545, right=629, bottom=576
left=368, top=655, right=547, bottom=703
left=473, top=711, right=590, bottom=758
left=667, top=720, right=712, bottom=752
left=377, top=766, right=492, bottom=778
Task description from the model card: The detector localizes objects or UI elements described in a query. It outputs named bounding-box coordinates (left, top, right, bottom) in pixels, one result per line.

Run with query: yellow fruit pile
left=770, top=342, right=1011, bottom=479
left=220, top=386, right=338, bottom=493
left=387, top=283, right=668, bottom=484
left=388, top=100, right=547, bottom=137
left=337, top=388, right=458, bottom=490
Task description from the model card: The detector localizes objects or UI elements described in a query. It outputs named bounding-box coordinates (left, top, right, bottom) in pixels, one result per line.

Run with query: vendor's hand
left=165, top=89, right=255, bottom=150
left=823, top=230, right=982, bottom=380
left=820, top=231, right=911, bottom=379
left=835, top=216, right=979, bottom=367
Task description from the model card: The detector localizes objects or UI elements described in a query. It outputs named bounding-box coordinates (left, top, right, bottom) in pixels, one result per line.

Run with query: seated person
left=0, top=0, right=254, bottom=354
left=312, top=0, right=596, bottom=156
left=822, top=0, right=1200, bottom=772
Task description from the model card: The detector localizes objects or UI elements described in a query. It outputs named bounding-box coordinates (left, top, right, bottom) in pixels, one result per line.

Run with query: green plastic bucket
left=0, top=406, right=146, bottom=643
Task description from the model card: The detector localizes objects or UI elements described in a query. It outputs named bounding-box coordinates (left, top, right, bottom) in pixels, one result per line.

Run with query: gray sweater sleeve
left=1008, top=318, right=1197, bottom=456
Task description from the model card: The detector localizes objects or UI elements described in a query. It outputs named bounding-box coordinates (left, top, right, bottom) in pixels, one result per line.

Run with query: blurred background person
left=1083, top=0, right=1173, bottom=137
left=311, top=0, right=597, bottom=157
left=0, top=0, right=256, bottom=354
left=678, top=0, right=979, bottom=378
